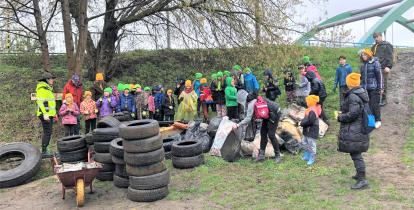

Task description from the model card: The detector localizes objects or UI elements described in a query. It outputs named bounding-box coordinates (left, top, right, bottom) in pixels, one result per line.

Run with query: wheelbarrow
left=52, top=150, right=102, bottom=207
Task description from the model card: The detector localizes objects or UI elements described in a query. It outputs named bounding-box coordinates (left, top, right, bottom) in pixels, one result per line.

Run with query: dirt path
left=366, top=51, right=414, bottom=191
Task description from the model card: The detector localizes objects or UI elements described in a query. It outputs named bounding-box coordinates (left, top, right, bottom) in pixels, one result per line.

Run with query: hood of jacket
left=264, top=69, right=272, bottom=77
left=36, top=81, right=53, bottom=92
left=226, top=77, right=233, bottom=87
left=347, top=87, right=369, bottom=103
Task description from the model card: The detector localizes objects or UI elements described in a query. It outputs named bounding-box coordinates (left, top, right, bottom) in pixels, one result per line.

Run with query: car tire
left=60, top=147, right=88, bottom=163
left=57, top=135, right=86, bottom=152
left=113, top=174, right=129, bottom=188
left=171, top=140, right=203, bottom=157
left=85, top=133, right=94, bottom=145
left=92, top=127, right=120, bottom=143
left=172, top=154, right=204, bottom=169
left=112, top=156, right=125, bottom=165
left=93, top=152, right=113, bottom=164
left=115, top=164, right=128, bottom=178
left=123, top=134, right=162, bottom=153
left=96, top=171, right=113, bottom=181
left=109, top=138, right=124, bottom=158
left=124, top=148, right=164, bottom=166
left=127, top=186, right=168, bottom=202
left=97, top=116, right=121, bottom=128
left=126, top=162, right=166, bottom=177
left=119, top=120, right=159, bottom=140
left=0, top=143, right=42, bottom=188
left=162, top=138, right=176, bottom=152
left=100, top=163, right=115, bottom=172
left=129, top=170, right=170, bottom=190
left=93, top=142, right=110, bottom=153
left=164, top=151, right=171, bottom=160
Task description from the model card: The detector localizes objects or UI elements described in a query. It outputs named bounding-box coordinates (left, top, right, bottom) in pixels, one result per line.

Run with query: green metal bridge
left=296, top=0, right=414, bottom=46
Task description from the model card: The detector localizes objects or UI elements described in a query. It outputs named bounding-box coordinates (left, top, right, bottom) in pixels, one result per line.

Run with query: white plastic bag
left=210, top=116, right=236, bottom=157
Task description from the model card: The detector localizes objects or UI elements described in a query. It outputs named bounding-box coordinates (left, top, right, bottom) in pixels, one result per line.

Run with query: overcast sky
left=300, top=0, right=414, bottom=47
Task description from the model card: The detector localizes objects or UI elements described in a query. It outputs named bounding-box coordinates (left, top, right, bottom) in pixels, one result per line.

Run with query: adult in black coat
left=174, top=78, right=185, bottom=104
left=305, top=71, right=329, bottom=124
left=337, top=72, right=370, bottom=190
left=163, top=90, right=176, bottom=121
left=262, top=69, right=281, bottom=101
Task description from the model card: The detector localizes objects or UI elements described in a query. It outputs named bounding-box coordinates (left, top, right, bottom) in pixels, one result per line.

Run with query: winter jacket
left=360, top=57, right=383, bottom=91
left=225, top=78, right=238, bottom=107
left=284, top=75, right=296, bottom=92
left=174, top=83, right=185, bottom=98
left=200, top=85, right=212, bottom=102
left=92, top=81, right=106, bottom=100
left=338, top=87, right=370, bottom=153
left=244, top=73, right=259, bottom=94
left=306, top=71, right=327, bottom=99
left=148, top=95, right=155, bottom=112
left=59, top=103, right=80, bottom=125
left=211, top=80, right=226, bottom=105
left=371, top=41, right=394, bottom=69
left=80, top=99, right=97, bottom=120
left=117, top=93, right=136, bottom=113
left=306, top=65, right=322, bottom=80
left=296, top=75, right=310, bottom=97
left=263, top=71, right=281, bottom=101
left=62, top=80, right=83, bottom=107
left=194, top=80, right=201, bottom=97
left=36, top=81, right=57, bottom=117
left=300, top=109, right=319, bottom=139
left=162, top=95, right=175, bottom=116
left=154, top=92, right=164, bottom=111
left=96, top=96, right=117, bottom=118
left=334, top=64, right=353, bottom=88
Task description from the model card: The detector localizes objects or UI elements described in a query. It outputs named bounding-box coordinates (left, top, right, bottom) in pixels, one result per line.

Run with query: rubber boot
left=307, top=153, right=315, bottom=166
left=351, top=172, right=368, bottom=190
left=302, top=151, right=310, bottom=161
left=274, top=153, right=282, bottom=164
left=41, top=146, right=53, bottom=159
left=256, top=149, right=265, bottom=162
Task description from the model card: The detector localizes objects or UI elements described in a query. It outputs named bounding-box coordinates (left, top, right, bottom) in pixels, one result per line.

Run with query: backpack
left=361, top=102, right=376, bottom=134
left=254, top=96, right=270, bottom=119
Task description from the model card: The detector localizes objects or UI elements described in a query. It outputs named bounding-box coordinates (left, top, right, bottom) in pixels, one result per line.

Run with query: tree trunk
left=61, top=0, right=75, bottom=78
left=73, top=0, right=88, bottom=76
left=254, top=0, right=262, bottom=45
left=33, top=0, right=51, bottom=72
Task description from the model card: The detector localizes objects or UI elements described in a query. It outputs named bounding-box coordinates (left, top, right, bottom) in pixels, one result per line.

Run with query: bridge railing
left=303, top=39, right=413, bottom=49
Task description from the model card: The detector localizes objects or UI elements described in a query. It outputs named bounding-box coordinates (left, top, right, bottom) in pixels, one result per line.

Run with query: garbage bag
left=210, top=117, right=236, bottom=157
left=220, top=127, right=243, bottom=162
left=241, top=133, right=276, bottom=158
left=184, top=121, right=212, bottom=153
left=207, top=117, right=223, bottom=133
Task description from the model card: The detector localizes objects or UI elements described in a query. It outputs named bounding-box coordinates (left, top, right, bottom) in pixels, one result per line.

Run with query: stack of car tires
left=110, top=138, right=129, bottom=188
left=171, top=140, right=205, bottom=169
left=57, top=135, right=88, bottom=163
left=120, top=120, right=170, bottom=202
left=162, top=134, right=181, bottom=160
left=92, top=127, right=120, bottom=181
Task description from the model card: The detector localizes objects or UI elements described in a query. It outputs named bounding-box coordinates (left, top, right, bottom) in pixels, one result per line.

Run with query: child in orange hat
left=80, top=91, right=98, bottom=133
left=300, top=95, right=321, bottom=166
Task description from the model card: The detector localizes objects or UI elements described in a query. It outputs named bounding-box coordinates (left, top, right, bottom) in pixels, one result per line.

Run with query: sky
left=299, top=0, right=414, bottom=47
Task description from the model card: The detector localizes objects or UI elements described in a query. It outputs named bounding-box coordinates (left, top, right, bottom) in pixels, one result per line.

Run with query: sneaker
left=375, top=121, right=382, bottom=129
left=351, top=179, right=369, bottom=190
left=274, top=156, right=282, bottom=164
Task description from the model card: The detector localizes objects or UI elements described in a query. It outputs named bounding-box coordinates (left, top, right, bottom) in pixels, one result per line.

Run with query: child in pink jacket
left=59, top=93, right=80, bottom=136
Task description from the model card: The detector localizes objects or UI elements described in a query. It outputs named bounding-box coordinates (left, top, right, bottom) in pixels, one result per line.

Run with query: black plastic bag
left=185, top=122, right=212, bottom=153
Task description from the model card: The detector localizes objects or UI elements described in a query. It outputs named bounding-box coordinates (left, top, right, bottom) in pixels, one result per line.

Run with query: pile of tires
left=57, top=135, right=87, bottom=163
left=171, top=140, right=204, bottom=169
left=92, top=127, right=120, bottom=181
left=113, top=111, right=133, bottom=122
left=120, top=120, right=170, bottom=202
left=110, top=138, right=128, bottom=188
left=162, top=134, right=181, bottom=160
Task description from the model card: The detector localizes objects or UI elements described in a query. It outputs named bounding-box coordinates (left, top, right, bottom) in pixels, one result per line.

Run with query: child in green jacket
left=225, top=77, right=238, bottom=120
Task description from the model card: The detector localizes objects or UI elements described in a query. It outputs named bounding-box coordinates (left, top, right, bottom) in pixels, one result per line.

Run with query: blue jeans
left=302, top=136, right=316, bottom=155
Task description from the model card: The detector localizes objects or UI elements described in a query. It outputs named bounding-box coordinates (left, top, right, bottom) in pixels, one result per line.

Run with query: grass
left=1, top=47, right=414, bottom=209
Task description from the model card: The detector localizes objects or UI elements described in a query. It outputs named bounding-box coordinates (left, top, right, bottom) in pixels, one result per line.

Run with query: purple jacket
left=59, top=103, right=80, bottom=125
left=96, top=96, right=117, bottom=118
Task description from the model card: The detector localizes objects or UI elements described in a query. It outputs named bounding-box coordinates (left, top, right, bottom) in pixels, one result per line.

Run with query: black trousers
left=227, top=106, right=239, bottom=120
left=74, top=115, right=80, bottom=135
left=319, top=97, right=329, bottom=123
left=367, top=89, right=381, bottom=121
left=85, top=118, right=97, bottom=134
left=64, top=125, right=77, bottom=136
left=260, top=119, right=280, bottom=155
left=39, top=116, right=53, bottom=149
left=350, top=153, right=366, bottom=178
left=164, top=115, right=174, bottom=121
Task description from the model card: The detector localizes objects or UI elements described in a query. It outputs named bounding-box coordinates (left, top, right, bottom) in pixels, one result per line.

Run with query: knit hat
left=123, top=84, right=130, bottom=90
left=346, top=73, right=361, bottom=88
left=233, top=65, right=242, bottom=71
left=84, top=91, right=92, bottom=97
left=195, top=73, right=203, bottom=80
left=104, top=87, right=113, bottom=94
left=135, top=84, right=141, bottom=89
left=212, top=73, right=217, bottom=80
left=216, top=71, right=223, bottom=78
left=72, top=74, right=80, bottom=83
left=224, top=71, right=231, bottom=77
left=243, top=67, right=252, bottom=74
left=117, top=83, right=124, bottom=91
left=167, top=89, right=173, bottom=94
left=95, top=73, right=104, bottom=81
left=361, top=49, right=373, bottom=58
left=200, top=78, right=207, bottom=84
left=303, top=56, right=311, bottom=64
left=130, top=84, right=136, bottom=90
left=306, top=95, right=320, bottom=107
left=185, top=80, right=192, bottom=88
left=144, top=87, right=151, bottom=91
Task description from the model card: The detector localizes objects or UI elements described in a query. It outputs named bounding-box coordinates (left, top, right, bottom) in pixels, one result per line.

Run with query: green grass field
left=0, top=47, right=413, bottom=209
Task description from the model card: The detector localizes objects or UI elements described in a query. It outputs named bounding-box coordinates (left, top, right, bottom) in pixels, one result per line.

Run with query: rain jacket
left=334, top=64, right=353, bottom=88
left=360, top=57, right=383, bottom=91
left=371, top=41, right=394, bottom=69
left=117, top=93, right=136, bottom=113
left=59, top=102, right=80, bottom=125
left=200, top=85, right=212, bottom=103
left=244, top=73, right=259, bottom=94
left=338, top=87, right=370, bottom=153
left=194, top=80, right=201, bottom=97
left=154, top=92, right=164, bottom=111
left=36, top=81, right=57, bottom=117
left=225, top=77, right=238, bottom=107
left=96, top=96, right=117, bottom=118
left=80, top=99, right=97, bottom=120
left=175, top=89, right=198, bottom=121
left=62, top=80, right=83, bottom=107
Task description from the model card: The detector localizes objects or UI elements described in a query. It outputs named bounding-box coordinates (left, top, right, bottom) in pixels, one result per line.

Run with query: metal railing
left=303, top=39, right=414, bottom=49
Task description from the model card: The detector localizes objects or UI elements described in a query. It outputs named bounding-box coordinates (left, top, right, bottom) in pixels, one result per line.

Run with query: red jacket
left=200, top=86, right=212, bottom=102
left=62, top=80, right=83, bottom=107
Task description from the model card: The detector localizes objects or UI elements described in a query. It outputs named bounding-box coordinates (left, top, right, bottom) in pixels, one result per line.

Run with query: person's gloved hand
left=43, top=114, right=50, bottom=121
left=131, top=113, right=136, bottom=118
left=169, top=106, right=173, bottom=110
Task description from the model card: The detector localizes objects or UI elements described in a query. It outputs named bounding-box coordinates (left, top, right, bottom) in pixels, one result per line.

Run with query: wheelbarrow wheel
left=76, top=179, right=85, bottom=207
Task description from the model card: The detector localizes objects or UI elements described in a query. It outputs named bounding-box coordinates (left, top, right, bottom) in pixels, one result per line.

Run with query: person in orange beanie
left=93, top=72, right=106, bottom=100
left=300, top=95, right=321, bottom=166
